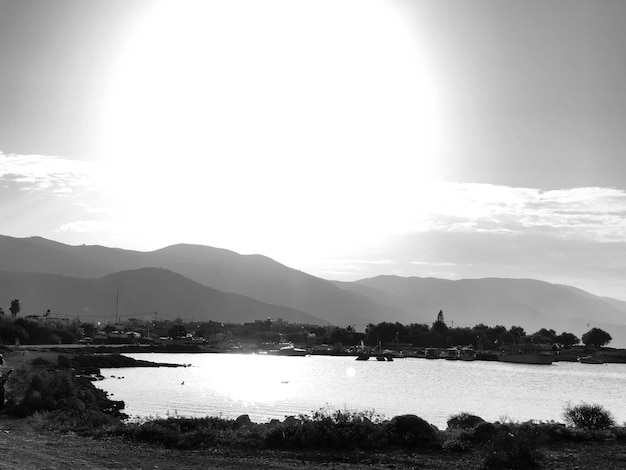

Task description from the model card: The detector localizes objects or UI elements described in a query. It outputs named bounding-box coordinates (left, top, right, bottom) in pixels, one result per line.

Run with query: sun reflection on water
left=207, top=354, right=304, bottom=404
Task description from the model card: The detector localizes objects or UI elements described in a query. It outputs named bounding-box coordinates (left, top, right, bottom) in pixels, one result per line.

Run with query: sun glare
left=98, top=0, right=442, bottom=255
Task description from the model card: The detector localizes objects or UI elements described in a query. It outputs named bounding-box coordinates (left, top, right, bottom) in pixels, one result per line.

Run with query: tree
left=509, top=326, right=526, bottom=343
left=531, top=328, right=557, bottom=344
left=9, top=299, right=20, bottom=319
left=555, top=332, right=580, bottom=349
left=330, top=326, right=354, bottom=346
left=581, top=328, right=612, bottom=348
left=168, top=323, right=186, bottom=339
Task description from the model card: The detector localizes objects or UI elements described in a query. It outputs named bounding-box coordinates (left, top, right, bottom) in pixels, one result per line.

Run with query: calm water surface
left=98, top=353, right=626, bottom=429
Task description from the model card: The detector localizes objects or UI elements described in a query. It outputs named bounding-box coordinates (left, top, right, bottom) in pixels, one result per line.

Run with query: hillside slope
left=0, top=268, right=325, bottom=325
left=3, top=235, right=626, bottom=343
left=0, top=236, right=419, bottom=326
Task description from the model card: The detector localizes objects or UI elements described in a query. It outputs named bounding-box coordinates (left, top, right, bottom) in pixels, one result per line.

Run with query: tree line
left=332, top=320, right=612, bottom=349
left=0, top=295, right=613, bottom=349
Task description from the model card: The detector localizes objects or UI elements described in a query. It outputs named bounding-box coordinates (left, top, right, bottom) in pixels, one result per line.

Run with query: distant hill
left=0, top=268, right=326, bottom=325
left=348, top=275, right=626, bottom=345
left=2, top=235, right=626, bottom=346
left=0, top=235, right=419, bottom=326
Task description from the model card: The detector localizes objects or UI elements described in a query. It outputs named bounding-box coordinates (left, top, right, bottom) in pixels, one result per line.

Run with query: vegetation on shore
left=0, top=295, right=615, bottom=352
left=2, top=351, right=625, bottom=470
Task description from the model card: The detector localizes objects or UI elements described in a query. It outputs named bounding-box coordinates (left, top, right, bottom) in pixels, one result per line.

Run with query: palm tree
left=9, top=299, right=20, bottom=319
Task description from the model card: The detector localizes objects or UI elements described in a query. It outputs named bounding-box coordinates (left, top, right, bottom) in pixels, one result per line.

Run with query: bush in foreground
left=447, top=412, right=485, bottom=430
left=120, top=416, right=254, bottom=449
left=22, top=399, right=626, bottom=461
left=265, top=409, right=386, bottom=450
left=563, top=402, right=615, bottom=430
left=5, top=369, right=126, bottom=421
left=386, top=414, right=440, bottom=449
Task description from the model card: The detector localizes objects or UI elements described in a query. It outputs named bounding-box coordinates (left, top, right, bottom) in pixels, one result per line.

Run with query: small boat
left=268, top=335, right=307, bottom=356
left=444, top=348, right=460, bottom=360
left=277, top=342, right=307, bottom=356
left=578, top=356, right=604, bottom=365
left=424, top=348, right=442, bottom=359
left=355, top=353, right=370, bottom=361
left=459, top=346, right=476, bottom=361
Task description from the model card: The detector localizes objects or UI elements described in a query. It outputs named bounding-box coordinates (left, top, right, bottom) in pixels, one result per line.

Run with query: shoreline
left=2, top=348, right=626, bottom=469
left=11, top=342, right=626, bottom=363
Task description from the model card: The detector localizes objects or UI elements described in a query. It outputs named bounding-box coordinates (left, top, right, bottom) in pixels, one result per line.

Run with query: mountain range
left=1, top=234, right=625, bottom=347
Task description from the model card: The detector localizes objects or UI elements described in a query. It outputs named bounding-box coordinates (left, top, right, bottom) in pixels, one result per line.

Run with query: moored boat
left=444, top=347, right=460, bottom=360
left=497, top=345, right=556, bottom=365
left=268, top=334, right=307, bottom=356
left=277, top=343, right=307, bottom=356
left=424, top=348, right=443, bottom=359
left=459, top=346, right=476, bottom=361
left=578, top=356, right=604, bottom=364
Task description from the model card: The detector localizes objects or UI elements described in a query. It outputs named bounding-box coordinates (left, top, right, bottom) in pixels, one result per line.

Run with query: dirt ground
left=2, top=348, right=626, bottom=469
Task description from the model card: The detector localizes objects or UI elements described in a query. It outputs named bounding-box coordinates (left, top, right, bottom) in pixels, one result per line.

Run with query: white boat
left=268, top=335, right=307, bottom=356
left=277, top=342, right=307, bottom=356
left=578, top=356, right=604, bottom=364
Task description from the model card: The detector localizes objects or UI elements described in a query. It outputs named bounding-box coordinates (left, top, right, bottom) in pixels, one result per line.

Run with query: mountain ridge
left=0, top=267, right=326, bottom=325
left=1, top=235, right=625, bottom=346
left=0, top=235, right=419, bottom=326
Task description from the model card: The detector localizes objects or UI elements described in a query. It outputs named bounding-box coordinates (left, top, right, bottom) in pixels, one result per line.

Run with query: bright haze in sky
left=1, top=0, right=626, bottom=300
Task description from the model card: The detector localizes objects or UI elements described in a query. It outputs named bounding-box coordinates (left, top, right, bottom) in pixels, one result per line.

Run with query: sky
left=1, top=0, right=626, bottom=301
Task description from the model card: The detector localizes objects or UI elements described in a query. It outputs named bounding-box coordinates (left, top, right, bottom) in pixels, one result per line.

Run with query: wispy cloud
left=292, top=184, right=626, bottom=298
left=0, top=152, right=111, bottom=241
left=411, top=183, right=626, bottom=242
left=56, top=220, right=112, bottom=234
left=0, top=151, right=98, bottom=195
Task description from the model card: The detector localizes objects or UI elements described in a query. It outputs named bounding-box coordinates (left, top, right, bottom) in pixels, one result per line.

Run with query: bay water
left=98, top=353, right=626, bottom=429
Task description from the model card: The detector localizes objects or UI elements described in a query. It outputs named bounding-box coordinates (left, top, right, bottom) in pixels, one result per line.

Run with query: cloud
left=0, top=151, right=112, bottom=242
left=56, top=220, right=112, bottom=234
left=0, top=151, right=97, bottom=195
left=410, top=183, right=626, bottom=242
left=295, top=183, right=626, bottom=298
left=2, top=150, right=625, bottom=298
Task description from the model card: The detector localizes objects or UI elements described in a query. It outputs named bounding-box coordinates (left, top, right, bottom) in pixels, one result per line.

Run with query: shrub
left=385, top=414, right=440, bottom=449
left=5, top=369, right=126, bottom=419
left=121, top=416, right=263, bottom=449
left=482, top=425, right=542, bottom=469
left=447, top=412, right=485, bottom=430
left=563, top=402, right=615, bottom=430
left=265, top=408, right=385, bottom=450
left=472, top=422, right=498, bottom=444
left=442, top=427, right=474, bottom=452
left=31, top=409, right=123, bottom=435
